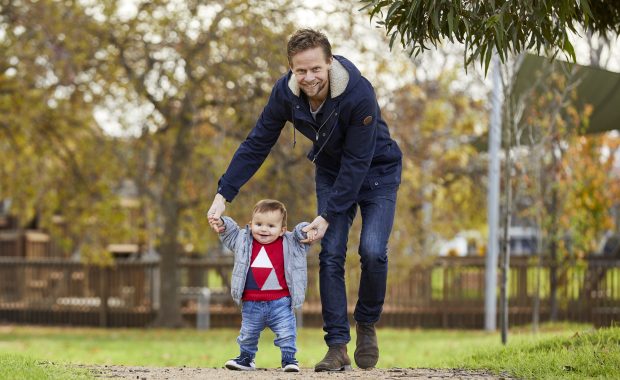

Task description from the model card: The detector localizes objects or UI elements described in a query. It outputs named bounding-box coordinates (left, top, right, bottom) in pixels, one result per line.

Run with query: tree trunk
left=154, top=199, right=185, bottom=327
left=500, top=110, right=512, bottom=345
left=548, top=134, right=560, bottom=322
left=152, top=114, right=193, bottom=327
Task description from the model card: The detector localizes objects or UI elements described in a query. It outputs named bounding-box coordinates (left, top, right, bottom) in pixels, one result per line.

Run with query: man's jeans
left=237, top=296, right=297, bottom=361
left=315, top=168, right=399, bottom=346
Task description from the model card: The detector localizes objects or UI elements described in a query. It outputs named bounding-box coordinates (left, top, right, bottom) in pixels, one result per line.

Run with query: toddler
left=209, top=199, right=311, bottom=372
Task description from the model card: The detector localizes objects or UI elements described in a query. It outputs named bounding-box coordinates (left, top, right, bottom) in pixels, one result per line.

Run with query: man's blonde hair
left=287, top=28, right=332, bottom=65
left=253, top=199, right=287, bottom=227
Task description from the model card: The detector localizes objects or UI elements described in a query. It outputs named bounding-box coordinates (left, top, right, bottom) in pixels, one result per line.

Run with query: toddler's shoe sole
left=225, top=360, right=255, bottom=371
left=283, top=363, right=300, bottom=372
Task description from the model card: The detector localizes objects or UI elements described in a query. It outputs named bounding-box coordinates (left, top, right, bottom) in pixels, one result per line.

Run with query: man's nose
left=305, top=72, right=315, bottom=81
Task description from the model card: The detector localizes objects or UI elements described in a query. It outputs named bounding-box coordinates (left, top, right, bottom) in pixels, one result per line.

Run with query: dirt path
left=80, top=365, right=513, bottom=379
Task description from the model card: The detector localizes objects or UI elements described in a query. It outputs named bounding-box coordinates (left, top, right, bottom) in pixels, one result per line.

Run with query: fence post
left=295, top=307, right=303, bottom=329
left=99, top=266, right=110, bottom=327
left=196, top=287, right=210, bottom=330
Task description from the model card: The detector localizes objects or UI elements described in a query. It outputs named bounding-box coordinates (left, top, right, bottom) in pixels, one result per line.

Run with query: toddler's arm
left=293, top=222, right=311, bottom=253
left=218, top=216, right=244, bottom=253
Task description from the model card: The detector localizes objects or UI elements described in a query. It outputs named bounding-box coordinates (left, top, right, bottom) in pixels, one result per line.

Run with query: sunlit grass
left=454, top=325, right=620, bottom=379
left=1, top=323, right=618, bottom=378
left=0, top=354, right=92, bottom=380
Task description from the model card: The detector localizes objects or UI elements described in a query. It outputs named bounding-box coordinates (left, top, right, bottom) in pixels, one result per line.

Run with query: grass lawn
left=0, top=354, right=92, bottom=380
left=0, top=323, right=618, bottom=379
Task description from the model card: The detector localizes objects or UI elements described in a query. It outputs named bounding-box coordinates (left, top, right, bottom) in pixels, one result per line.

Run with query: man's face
left=250, top=210, right=286, bottom=245
left=290, top=47, right=332, bottom=100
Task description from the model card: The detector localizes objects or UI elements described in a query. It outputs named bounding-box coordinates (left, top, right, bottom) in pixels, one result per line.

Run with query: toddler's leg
left=268, top=297, right=299, bottom=372
left=226, top=301, right=264, bottom=371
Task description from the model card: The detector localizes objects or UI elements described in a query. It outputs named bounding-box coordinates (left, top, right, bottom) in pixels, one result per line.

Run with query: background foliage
left=1, top=0, right=618, bottom=325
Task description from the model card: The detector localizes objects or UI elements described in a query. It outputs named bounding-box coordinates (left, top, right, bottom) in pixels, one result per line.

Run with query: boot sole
left=315, top=364, right=353, bottom=372
left=354, top=355, right=379, bottom=369
left=356, top=363, right=377, bottom=370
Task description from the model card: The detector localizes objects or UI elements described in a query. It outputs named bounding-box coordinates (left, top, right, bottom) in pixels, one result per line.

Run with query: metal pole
left=197, top=287, right=210, bottom=330
left=485, top=53, right=502, bottom=331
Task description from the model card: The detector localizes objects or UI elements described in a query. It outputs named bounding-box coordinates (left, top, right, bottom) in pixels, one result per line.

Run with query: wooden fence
left=0, top=255, right=618, bottom=328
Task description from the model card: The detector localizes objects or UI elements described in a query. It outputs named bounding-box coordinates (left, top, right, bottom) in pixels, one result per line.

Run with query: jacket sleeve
left=218, top=216, right=243, bottom=253
left=325, top=82, right=377, bottom=221
left=292, top=222, right=311, bottom=254
left=216, top=79, right=290, bottom=202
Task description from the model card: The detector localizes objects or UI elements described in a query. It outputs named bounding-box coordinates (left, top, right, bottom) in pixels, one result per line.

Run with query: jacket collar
left=287, top=58, right=349, bottom=99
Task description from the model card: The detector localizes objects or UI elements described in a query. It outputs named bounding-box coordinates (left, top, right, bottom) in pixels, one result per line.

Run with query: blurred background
left=1, top=0, right=619, bottom=331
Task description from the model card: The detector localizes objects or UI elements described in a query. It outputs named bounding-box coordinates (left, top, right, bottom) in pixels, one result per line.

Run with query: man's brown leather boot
left=354, top=322, right=379, bottom=369
left=314, top=344, right=352, bottom=372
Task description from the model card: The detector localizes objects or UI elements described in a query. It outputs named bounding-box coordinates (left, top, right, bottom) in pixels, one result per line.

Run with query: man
left=208, top=29, right=402, bottom=371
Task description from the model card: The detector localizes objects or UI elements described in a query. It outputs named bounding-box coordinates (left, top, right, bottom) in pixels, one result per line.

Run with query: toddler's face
left=250, top=210, right=286, bottom=244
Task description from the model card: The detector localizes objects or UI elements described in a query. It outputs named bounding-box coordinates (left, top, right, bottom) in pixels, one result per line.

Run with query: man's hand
left=207, top=194, right=226, bottom=233
left=301, top=215, right=329, bottom=244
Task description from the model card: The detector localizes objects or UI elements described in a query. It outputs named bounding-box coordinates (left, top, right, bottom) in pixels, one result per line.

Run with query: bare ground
left=79, top=365, right=514, bottom=380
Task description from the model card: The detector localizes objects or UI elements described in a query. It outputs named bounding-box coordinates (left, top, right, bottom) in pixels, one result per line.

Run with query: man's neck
left=309, top=97, right=326, bottom=112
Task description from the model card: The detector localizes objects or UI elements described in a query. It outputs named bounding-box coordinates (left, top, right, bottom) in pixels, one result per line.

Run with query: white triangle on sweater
left=251, top=246, right=273, bottom=268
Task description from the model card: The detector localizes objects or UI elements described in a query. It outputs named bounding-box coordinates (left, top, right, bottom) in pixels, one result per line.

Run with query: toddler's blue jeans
left=237, top=296, right=296, bottom=362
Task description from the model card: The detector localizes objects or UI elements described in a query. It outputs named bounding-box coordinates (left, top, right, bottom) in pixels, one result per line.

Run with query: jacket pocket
left=364, top=174, right=401, bottom=190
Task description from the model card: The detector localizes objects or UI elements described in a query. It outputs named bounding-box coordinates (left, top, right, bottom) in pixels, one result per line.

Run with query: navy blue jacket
left=217, top=55, right=402, bottom=220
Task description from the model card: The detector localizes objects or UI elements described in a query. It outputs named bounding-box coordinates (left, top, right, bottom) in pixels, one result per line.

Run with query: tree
left=361, top=0, right=620, bottom=72
left=2, top=0, right=305, bottom=326
left=98, top=0, right=303, bottom=327
left=0, top=1, right=129, bottom=262
left=562, top=134, right=619, bottom=257
left=384, top=70, right=488, bottom=256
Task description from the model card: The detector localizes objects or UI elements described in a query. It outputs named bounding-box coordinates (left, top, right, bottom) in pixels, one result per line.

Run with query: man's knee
left=359, top=243, right=388, bottom=272
left=319, top=241, right=347, bottom=270
left=319, top=253, right=346, bottom=276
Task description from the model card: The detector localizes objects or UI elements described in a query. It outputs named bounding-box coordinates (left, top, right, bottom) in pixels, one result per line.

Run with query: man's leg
left=354, top=189, right=398, bottom=368
left=318, top=206, right=357, bottom=344
left=314, top=168, right=355, bottom=371
left=355, top=190, right=397, bottom=322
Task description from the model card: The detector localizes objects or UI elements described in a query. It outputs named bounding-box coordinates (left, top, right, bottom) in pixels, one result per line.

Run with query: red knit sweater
left=242, top=237, right=290, bottom=301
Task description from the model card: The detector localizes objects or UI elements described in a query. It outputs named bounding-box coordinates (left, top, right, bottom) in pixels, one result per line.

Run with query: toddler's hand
left=208, top=215, right=225, bottom=233
left=207, top=194, right=226, bottom=233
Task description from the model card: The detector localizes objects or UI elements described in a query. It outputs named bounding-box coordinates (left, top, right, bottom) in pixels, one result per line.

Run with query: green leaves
left=359, top=0, right=619, bottom=75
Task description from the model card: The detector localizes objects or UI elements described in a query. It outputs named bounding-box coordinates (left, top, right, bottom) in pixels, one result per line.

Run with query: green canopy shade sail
left=515, top=54, right=620, bottom=134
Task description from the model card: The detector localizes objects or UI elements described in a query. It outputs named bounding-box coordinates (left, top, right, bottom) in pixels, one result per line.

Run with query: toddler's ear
left=280, top=226, right=287, bottom=236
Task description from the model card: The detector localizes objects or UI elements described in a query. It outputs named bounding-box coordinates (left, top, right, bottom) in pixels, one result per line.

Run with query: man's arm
left=327, top=96, right=377, bottom=216
left=214, top=79, right=290, bottom=202
left=303, top=88, right=378, bottom=242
